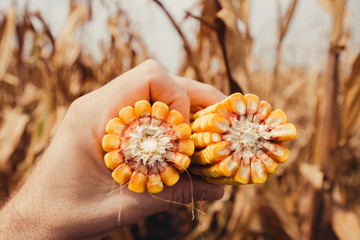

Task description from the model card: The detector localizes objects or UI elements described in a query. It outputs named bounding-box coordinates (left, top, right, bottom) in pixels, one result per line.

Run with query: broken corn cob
left=190, top=93, right=296, bottom=185
left=102, top=100, right=193, bottom=193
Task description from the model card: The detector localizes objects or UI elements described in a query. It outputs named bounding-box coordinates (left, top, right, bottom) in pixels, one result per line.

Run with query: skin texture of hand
left=0, top=60, right=226, bottom=239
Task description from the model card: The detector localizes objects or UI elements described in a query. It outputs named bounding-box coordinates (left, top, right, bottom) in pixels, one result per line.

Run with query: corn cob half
left=102, top=100, right=194, bottom=193
left=190, top=93, right=296, bottom=184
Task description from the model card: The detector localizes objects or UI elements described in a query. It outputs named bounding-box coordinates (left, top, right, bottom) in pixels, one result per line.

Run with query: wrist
left=0, top=195, right=54, bottom=239
left=0, top=182, right=119, bottom=240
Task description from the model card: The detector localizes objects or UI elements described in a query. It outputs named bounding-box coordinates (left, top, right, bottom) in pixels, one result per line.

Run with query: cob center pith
left=225, top=117, right=267, bottom=157
left=123, top=124, right=173, bottom=167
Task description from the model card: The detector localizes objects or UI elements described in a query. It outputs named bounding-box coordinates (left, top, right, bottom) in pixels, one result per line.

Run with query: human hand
left=0, top=60, right=226, bottom=239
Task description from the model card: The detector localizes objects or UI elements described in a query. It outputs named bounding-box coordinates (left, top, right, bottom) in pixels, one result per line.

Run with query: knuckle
left=138, top=59, right=172, bottom=86
left=68, top=96, right=86, bottom=115
left=140, top=59, right=165, bottom=75
left=65, top=96, right=88, bottom=126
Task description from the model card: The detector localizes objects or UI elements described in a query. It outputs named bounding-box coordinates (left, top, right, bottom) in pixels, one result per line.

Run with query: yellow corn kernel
left=191, top=114, right=229, bottom=133
left=260, top=154, right=278, bottom=174
left=189, top=164, right=222, bottom=178
left=250, top=157, right=268, bottom=184
left=191, top=156, right=239, bottom=178
left=253, top=100, right=272, bottom=124
left=105, top=118, right=125, bottom=135
left=207, top=165, right=224, bottom=177
left=168, top=152, right=191, bottom=171
left=269, top=123, right=297, bottom=141
left=104, top=150, right=124, bottom=170
left=178, top=139, right=195, bottom=156
left=112, top=163, right=132, bottom=185
left=263, top=142, right=290, bottom=163
left=244, top=94, right=260, bottom=121
left=119, top=106, right=137, bottom=125
left=147, top=173, right=164, bottom=193
left=102, top=134, right=121, bottom=152
left=216, top=156, right=240, bottom=177
left=192, top=101, right=221, bottom=119
left=191, top=108, right=208, bottom=120
left=165, top=110, right=183, bottom=126
left=151, top=101, right=169, bottom=120
left=134, top=100, right=152, bottom=118
left=159, top=163, right=180, bottom=186
left=191, top=132, right=222, bottom=149
left=234, top=156, right=251, bottom=184
left=266, top=109, right=287, bottom=127
left=212, top=101, right=231, bottom=118
left=193, top=97, right=233, bottom=119
left=192, top=141, right=230, bottom=165
left=225, top=92, right=246, bottom=115
left=202, top=176, right=242, bottom=185
left=173, top=123, right=191, bottom=140
left=128, top=167, right=148, bottom=193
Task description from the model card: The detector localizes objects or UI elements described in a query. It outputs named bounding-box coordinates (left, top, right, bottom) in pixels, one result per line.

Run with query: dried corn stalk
left=190, top=93, right=296, bottom=184
left=102, top=100, right=194, bottom=193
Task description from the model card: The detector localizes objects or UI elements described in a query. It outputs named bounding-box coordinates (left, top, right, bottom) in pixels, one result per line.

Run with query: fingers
left=131, top=60, right=190, bottom=122
left=160, top=175, right=224, bottom=203
left=95, top=60, right=188, bottom=116
left=79, top=60, right=227, bottom=126
left=171, top=75, right=227, bottom=110
left=103, top=176, right=224, bottom=226
left=81, top=60, right=190, bottom=140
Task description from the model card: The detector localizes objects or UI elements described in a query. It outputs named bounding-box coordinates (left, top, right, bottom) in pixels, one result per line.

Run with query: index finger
left=170, top=75, right=227, bottom=111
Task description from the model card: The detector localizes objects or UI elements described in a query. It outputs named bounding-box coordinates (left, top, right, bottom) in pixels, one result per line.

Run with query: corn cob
left=102, top=100, right=193, bottom=193
left=190, top=93, right=296, bottom=185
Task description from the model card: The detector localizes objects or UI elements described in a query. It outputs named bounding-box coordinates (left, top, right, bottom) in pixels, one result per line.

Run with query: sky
left=1, top=0, right=359, bottom=74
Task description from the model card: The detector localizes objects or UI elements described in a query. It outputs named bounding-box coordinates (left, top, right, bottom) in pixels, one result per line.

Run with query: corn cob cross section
left=190, top=93, right=296, bottom=185
left=102, top=100, right=194, bottom=193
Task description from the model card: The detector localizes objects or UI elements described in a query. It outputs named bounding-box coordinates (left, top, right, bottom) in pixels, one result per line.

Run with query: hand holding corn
left=0, top=60, right=225, bottom=239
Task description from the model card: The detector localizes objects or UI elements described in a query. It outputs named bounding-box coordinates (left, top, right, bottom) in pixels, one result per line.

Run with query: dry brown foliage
left=1, top=0, right=360, bottom=239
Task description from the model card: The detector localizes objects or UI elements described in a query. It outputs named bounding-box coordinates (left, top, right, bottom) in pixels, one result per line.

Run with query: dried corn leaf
left=341, top=53, right=360, bottom=140
left=238, top=0, right=250, bottom=26
left=18, top=83, right=42, bottom=107
left=225, top=186, right=254, bottom=238
left=54, top=4, right=89, bottom=67
left=257, top=179, right=300, bottom=239
left=0, top=7, right=16, bottom=81
left=216, top=0, right=249, bottom=93
left=330, top=0, right=346, bottom=46
left=316, top=0, right=335, bottom=12
left=299, top=162, right=324, bottom=190
left=3, top=72, right=19, bottom=86
left=0, top=108, right=29, bottom=171
left=332, top=208, right=360, bottom=240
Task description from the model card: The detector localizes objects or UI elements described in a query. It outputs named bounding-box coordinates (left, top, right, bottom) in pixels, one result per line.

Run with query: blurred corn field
left=1, top=0, right=360, bottom=239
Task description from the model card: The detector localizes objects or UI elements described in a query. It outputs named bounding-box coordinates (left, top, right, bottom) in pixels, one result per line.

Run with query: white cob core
left=141, top=138, right=158, bottom=153
left=121, top=124, right=173, bottom=167
left=224, top=116, right=270, bottom=158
